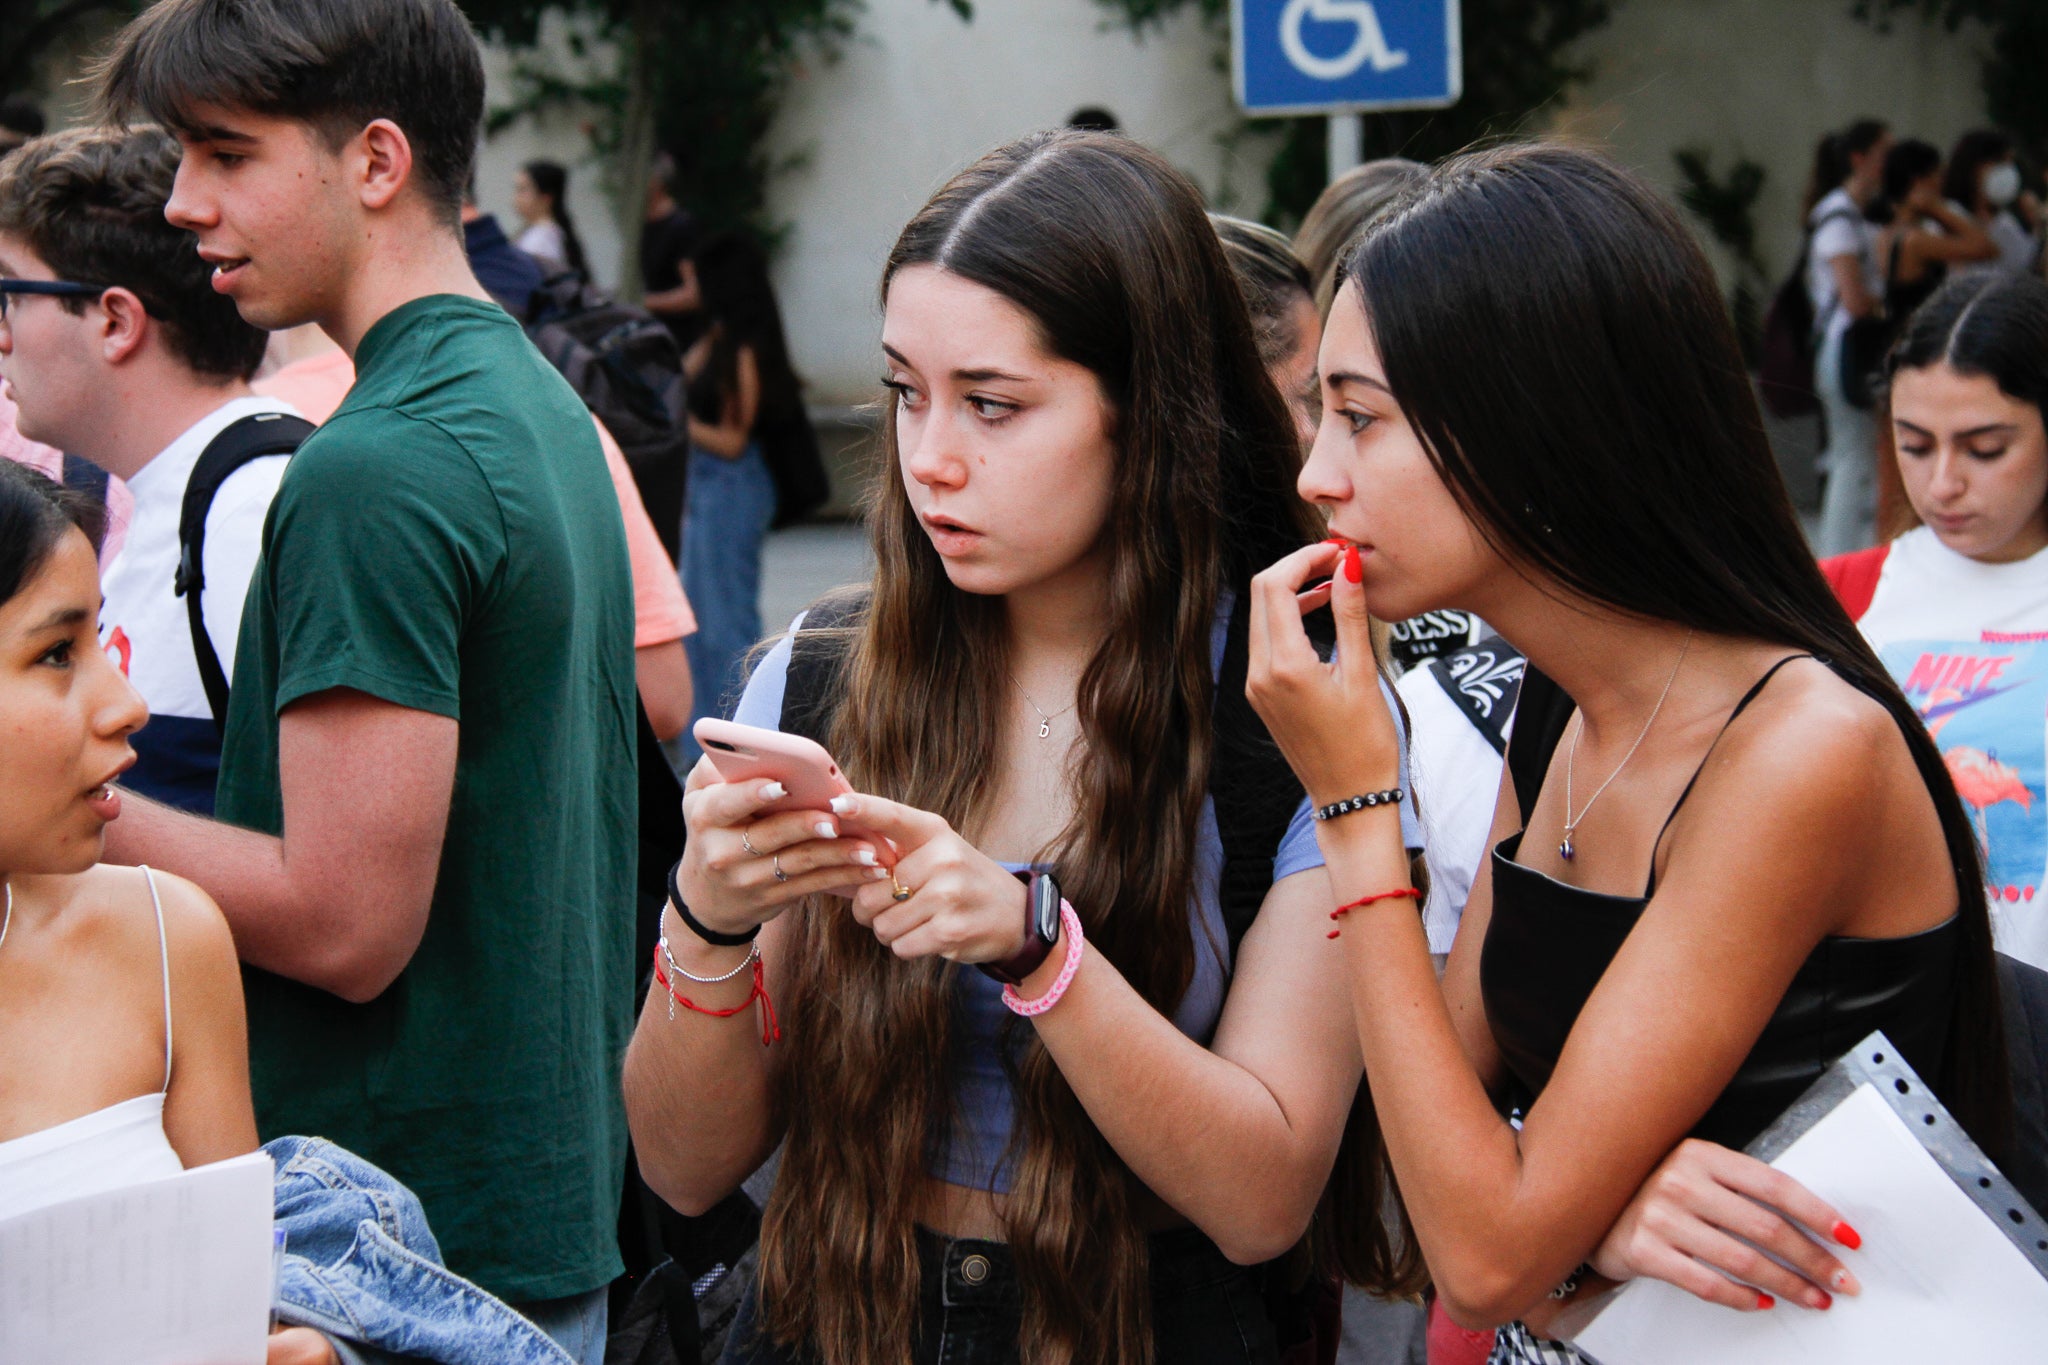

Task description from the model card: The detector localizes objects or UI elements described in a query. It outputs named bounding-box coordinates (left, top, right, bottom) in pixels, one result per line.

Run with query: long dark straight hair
left=1803, top=118, right=1889, bottom=219
left=757, top=129, right=1382, bottom=1365
left=1341, top=141, right=2011, bottom=1155
left=519, top=158, right=586, bottom=276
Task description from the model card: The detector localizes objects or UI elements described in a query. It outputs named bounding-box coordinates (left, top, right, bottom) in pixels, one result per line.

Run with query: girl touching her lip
left=624, top=129, right=1424, bottom=1365
left=1246, top=143, right=2009, bottom=1362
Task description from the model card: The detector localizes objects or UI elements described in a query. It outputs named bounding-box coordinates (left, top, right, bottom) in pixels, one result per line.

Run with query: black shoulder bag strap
left=778, top=589, right=872, bottom=747
left=175, top=412, right=315, bottom=732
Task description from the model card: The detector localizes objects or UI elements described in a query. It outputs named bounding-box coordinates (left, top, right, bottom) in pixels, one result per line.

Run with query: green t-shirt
left=217, top=295, right=638, bottom=1302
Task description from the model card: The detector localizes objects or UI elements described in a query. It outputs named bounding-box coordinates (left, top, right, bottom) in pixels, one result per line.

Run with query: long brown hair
left=757, top=130, right=1356, bottom=1364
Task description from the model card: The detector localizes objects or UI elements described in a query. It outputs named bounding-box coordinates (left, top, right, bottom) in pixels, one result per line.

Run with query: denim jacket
left=266, top=1136, right=573, bottom=1365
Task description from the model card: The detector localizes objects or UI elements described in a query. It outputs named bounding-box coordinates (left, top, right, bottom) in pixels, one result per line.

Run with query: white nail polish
left=855, top=849, right=878, bottom=866
left=760, top=781, right=787, bottom=801
left=829, top=794, right=856, bottom=815
left=814, top=822, right=837, bottom=839
left=869, top=866, right=889, bottom=879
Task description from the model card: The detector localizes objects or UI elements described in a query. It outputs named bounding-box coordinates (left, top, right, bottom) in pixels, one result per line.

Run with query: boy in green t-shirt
left=94, top=1, right=636, bottom=1353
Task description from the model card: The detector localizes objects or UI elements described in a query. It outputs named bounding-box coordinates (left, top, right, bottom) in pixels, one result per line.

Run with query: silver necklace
left=0, top=879, right=11, bottom=958
left=1560, top=630, right=1695, bottom=862
left=1008, top=673, right=1076, bottom=740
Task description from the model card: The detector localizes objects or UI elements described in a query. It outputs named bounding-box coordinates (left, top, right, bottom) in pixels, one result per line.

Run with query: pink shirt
left=254, top=351, right=693, bottom=647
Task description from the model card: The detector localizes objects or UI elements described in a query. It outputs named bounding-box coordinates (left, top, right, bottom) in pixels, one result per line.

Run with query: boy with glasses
left=0, top=125, right=294, bottom=814
left=94, top=1, right=637, bottom=1356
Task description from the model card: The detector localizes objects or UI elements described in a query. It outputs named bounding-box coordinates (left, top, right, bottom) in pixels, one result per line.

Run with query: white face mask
left=1985, top=163, right=2022, bottom=207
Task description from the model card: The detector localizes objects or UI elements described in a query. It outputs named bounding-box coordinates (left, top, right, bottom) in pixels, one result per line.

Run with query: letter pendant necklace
left=1008, top=673, right=1076, bottom=740
left=1560, top=630, right=1694, bottom=862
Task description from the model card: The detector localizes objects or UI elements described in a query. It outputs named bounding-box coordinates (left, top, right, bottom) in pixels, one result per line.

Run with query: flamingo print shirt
left=1860, top=525, right=2048, bottom=971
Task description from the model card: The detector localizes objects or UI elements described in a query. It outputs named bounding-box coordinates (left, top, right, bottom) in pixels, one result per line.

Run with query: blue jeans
left=265, top=1136, right=575, bottom=1365
left=718, top=1226, right=1280, bottom=1364
left=682, top=442, right=777, bottom=764
left=1815, top=324, right=1878, bottom=556
left=513, top=1288, right=610, bottom=1365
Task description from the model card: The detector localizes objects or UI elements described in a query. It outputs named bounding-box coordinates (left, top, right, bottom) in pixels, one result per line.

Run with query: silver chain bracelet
left=659, top=934, right=759, bottom=986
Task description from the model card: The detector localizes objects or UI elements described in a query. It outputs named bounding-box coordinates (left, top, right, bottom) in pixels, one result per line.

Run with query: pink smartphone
left=692, top=718, right=888, bottom=850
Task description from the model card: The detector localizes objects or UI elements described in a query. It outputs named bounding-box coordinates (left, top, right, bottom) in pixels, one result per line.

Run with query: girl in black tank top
left=1241, top=144, right=2011, bottom=1362
left=1484, top=657, right=1960, bottom=1157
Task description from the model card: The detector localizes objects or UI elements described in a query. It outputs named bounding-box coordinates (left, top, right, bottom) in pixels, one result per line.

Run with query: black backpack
left=524, top=271, right=689, bottom=475
left=174, top=412, right=314, bottom=730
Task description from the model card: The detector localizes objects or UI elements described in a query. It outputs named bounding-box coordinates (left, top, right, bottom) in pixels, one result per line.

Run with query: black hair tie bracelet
left=1313, top=788, right=1404, bottom=822
left=667, top=860, right=760, bottom=946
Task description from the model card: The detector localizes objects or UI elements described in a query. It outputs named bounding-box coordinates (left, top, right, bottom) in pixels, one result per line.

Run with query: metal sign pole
left=1328, top=111, right=1365, bottom=180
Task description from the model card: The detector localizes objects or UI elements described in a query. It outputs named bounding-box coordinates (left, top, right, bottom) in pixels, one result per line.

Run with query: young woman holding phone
left=1244, top=143, right=2009, bottom=1363
left=623, top=130, right=1422, bottom=1364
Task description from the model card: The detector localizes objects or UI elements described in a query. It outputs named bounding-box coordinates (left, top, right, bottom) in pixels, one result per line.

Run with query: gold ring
left=741, top=830, right=763, bottom=857
left=890, top=874, right=913, bottom=903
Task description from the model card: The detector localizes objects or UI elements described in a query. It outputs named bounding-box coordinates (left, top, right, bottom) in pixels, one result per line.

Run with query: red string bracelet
left=652, top=946, right=782, bottom=1045
left=1326, top=887, right=1422, bottom=938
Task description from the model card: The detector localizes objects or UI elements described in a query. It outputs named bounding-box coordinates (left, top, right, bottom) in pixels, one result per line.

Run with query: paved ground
left=760, top=520, right=872, bottom=631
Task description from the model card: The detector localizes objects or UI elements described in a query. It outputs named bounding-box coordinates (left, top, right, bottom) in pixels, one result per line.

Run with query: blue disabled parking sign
left=1233, top=0, right=1462, bottom=115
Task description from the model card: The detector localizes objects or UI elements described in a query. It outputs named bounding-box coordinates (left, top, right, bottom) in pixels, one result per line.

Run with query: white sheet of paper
left=1571, top=1082, right=2048, bottom=1362
left=0, top=1149, right=274, bottom=1365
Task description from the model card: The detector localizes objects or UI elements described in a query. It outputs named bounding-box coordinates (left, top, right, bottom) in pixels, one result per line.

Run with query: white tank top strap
left=139, top=866, right=172, bottom=1092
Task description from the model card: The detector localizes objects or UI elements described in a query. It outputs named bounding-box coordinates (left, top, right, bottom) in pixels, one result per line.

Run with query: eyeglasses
left=0, top=279, right=108, bottom=321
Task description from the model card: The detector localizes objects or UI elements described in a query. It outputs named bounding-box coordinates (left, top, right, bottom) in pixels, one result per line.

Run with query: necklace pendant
left=1559, top=834, right=1575, bottom=862
left=1037, top=718, right=1052, bottom=739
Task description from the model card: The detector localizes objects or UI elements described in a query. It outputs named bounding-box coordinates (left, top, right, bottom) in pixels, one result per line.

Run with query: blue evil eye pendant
left=1559, top=831, right=1576, bottom=861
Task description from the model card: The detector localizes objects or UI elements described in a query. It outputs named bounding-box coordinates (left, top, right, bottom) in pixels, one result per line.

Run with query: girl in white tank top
left=0, top=463, right=257, bottom=1221
left=0, top=867, right=184, bottom=1221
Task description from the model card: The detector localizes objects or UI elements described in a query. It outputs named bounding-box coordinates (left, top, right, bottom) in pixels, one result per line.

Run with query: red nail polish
left=1325, top=929, right=1341, bottom=939
left=1832, top=1220, right=1861, bottom=1250
left=1814, top=1290, right=1832, bottom=1311
left=1755, top=1292, right=1774, bottom=1310
left=1343, top=544, right=1363, bottom=583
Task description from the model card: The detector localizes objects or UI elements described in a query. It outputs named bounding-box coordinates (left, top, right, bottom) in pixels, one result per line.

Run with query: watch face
left=1033, top=872, right=1063, bottom=944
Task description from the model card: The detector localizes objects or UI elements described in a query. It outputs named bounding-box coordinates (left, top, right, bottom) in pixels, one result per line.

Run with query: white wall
left=1554, top=0, right=1993, bottom=288
left=475, top=12, right=628, bottom=292
left=759, top=0, right=1259, bottom=404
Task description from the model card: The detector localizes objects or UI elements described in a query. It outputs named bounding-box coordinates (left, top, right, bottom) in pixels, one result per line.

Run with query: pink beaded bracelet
left=1002, top=901, right=1085, bottom=1017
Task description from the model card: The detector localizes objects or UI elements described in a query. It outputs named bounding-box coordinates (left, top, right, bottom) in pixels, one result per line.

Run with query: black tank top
left=1480, top=656, right=1960, bottom=1149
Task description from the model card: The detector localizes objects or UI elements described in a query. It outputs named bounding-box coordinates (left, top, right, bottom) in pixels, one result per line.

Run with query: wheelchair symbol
left=1279, top=0, right=1409, bottom=80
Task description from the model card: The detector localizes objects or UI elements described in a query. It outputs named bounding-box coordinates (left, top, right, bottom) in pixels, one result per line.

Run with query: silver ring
left=772, top=854, right=790, bottom=883
left=741, top=830, right=762, bottom=857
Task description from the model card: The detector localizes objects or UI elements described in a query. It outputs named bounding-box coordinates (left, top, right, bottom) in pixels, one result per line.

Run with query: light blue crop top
left=731, top=604, right=1417, bottom=1192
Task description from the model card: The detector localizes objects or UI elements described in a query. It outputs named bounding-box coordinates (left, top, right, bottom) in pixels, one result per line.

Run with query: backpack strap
left=778, top=590, right=871, bottom=747
left=1819, top=543, right=1891, bottom=622
left=175, top=412, right=314, bottom=731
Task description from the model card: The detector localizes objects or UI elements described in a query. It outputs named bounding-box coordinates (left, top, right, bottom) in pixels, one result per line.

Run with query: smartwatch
left=977, top=869, right=1064, bottom=985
